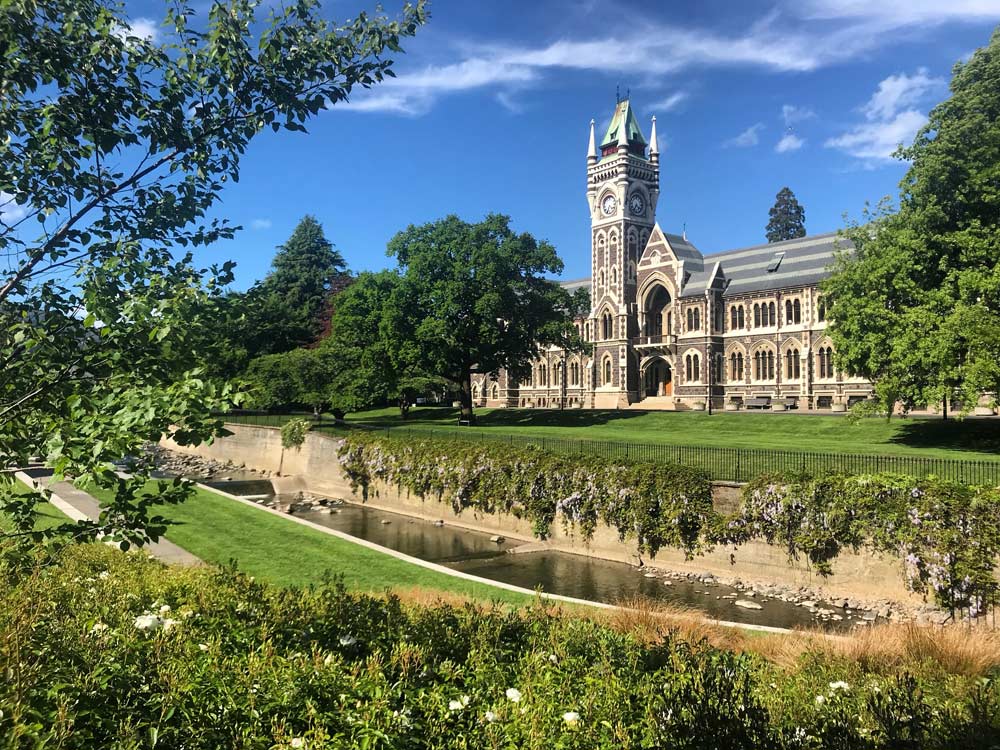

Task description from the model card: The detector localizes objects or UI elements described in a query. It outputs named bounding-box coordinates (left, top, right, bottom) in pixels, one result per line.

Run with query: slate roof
left=710, top=232, right=853, bottom=297
left=557, top=231, right=852, bottom=300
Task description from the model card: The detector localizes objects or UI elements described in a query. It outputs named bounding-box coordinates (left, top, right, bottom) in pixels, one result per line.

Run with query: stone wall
left=162, top=425, right=920, bottom=604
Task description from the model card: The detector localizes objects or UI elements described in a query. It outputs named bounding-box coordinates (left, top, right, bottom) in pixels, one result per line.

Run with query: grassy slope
left=333, top=406, right=1000, bottom=461
left=85, top=482, right=531, bottom=604
left=0, top=481, right=68, bottom=532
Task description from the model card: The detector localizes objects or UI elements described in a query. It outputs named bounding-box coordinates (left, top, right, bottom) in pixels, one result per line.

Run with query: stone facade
left=472, top=99, right=874, bottom=412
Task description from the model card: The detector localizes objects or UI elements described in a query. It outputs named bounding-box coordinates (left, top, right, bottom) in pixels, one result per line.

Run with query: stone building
left=471, top=98, right=873, bottom=412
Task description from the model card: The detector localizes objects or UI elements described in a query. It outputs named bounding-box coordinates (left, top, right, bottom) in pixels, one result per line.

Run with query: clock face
left=629, top=194, right=645, bottom=215
left=601, top=195, right=617, bottom=216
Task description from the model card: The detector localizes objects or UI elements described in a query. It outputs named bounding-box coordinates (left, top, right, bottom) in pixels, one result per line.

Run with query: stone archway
left=641, top=357, right=673, bottom=397
left=641, top=282, right=672, bottom=341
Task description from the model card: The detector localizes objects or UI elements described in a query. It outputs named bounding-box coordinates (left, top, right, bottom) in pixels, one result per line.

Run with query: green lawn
left=334, top=406, right=1000, bottom=460
left=0, top=480, right=69, bottom=533
left=85, top=481, right=532, bottom=604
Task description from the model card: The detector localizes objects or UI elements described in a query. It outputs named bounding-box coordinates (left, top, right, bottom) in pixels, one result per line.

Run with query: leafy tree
left=245, top=215, right=348, bottom=356
left=0, top=0, right=424, bottom=547
left=765, top=187, right=807, bottom=243
left=825, top=31, right=1000, bottom=417
left=382, top=214, right=578, bottom=424
left=325, top=271, right=449, bottom=419
left=245, top=347, right=335, bottom=416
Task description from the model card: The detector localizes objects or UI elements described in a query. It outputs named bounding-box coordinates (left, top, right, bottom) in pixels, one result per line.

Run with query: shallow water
left=296, top=502, right=862, bottom=631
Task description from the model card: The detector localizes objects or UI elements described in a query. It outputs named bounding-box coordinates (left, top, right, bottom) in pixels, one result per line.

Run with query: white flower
left=339, top=635, right=357, bottom=647
left=90, top=622, right=109, bottom=634
left=815, top=694, right=826, bottom=705
left=134, top=614, right=162, bottom=631
left=161, top=618, right=179, bottom=632
left=505, top=688, right=522, bottom=703
left=198, top=643, right=209, bottom=651
left=158, top=604, right=171, bottom=614
left=548, top=654, right=559, bottom=664
left=98, top=571, right=109, bottom=580
left=484, top=711, right=497, bottom=723
left=448, top=700, right=464, bottom=712
left=828, top=681, right=850, bottom=691
left=289, top=738, right=305, bottom=749
left=562, top=711, right=581, bottom=726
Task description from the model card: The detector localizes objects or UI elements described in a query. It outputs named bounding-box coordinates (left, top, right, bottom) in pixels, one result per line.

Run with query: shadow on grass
left=888, top=418, right=1000, bottom=455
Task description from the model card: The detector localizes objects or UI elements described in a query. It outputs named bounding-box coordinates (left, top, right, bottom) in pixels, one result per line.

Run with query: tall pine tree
left=246, top=215, right=348, bottom=355
left=766, top=187, right=807, bottom=242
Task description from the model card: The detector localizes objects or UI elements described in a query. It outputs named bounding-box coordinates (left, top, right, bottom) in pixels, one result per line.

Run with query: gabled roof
left=600, top=99, right=647, bottom=150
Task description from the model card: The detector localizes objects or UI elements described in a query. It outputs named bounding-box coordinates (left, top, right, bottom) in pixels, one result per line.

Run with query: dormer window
left=767, top=252, right=785, bottom=273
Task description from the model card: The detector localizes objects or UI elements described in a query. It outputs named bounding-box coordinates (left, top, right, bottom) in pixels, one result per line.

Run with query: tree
left=765, top=187, right=807, bottom=243
left=382, top=214, right=578, bottom=424
left=0, top=0, right=424, bottom=548
left=245, top=215, right=348, bottom=356
left=246, top=347, right=336, bottom=415
left=324, top=271, right=450, bottom=419
left=824, top=30, right=1000, bottom=417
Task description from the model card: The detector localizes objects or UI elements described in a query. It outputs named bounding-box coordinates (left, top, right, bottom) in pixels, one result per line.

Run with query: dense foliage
left=338, top=433, right=715, bottom=557
left=0, top=0, right=424, bottom=547
left=246, top=346, right=338, bottom=415
left=824, top=29, right=1000, bottom=415
left=339, top=433, right=1000, bottom=612
left=376, top=214, right=583, bottom=423
left=1, top=544, right=998, bottom=749
left=765, top=187, right=807, bottom=243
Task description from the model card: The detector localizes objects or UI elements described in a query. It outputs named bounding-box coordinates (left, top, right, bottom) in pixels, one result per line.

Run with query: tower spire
left=587, top=118, right=597, bottom=161
left=649, top=115, right=658, bottom=156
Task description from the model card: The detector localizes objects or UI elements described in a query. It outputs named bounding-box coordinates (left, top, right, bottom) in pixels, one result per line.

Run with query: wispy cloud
left=781, top=104, right=816, bottom=126
left=724, top=123, right=764, bottom=148
left=775, top=133, right=805, bottom=152
left=114, top=17, right=160, bottom=43
left=825, top=67, right=945, bottom=165
left=250, top=218, right=272, bottom=230
left=334, top=2, right=1000, bottom=116
left=649, top=91, right=689, bottom=112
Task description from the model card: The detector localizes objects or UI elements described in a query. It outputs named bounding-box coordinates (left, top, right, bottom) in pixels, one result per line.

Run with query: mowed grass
left=84, top=481, right=532, bottom=604
left=333, top=406, right=1000, bottom=462
left=0, top=480, right=69, bottom=532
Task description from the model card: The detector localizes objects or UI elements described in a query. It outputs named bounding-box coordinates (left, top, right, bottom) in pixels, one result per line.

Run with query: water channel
left=168, top=465, right=864, bottom=630
left=292, top=501, right=864, bottom=631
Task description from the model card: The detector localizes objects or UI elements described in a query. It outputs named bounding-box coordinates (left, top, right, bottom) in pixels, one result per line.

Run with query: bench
left=745, top=397, right=772, bottom=410
left=781, top=396, right=799, bottom=410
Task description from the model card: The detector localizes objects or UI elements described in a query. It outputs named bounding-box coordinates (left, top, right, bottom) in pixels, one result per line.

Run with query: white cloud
left=114, top=17, right=159, bottom=43
left=334, top=1, right=1000, bottom=117
left=825, top=67, right=943, bottom=165
left=250, top=218, right=272, bottom=230
left=649, top=91, right=689, bottom=112
left=782, top=104, right=816, bottom=126
left=724, top=123, right=764, bottom=148
left=860, top=67, right=944, bottom=121
left=825, top=109, right=927, bottom=163
left=799, top=0, right=1000, bottom=25
left=775, top=133, right=805, bottom=153
left=0, top=192, right=27, bottom=225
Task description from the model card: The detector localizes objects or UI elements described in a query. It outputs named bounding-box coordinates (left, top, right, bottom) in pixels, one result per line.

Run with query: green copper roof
left=599, top=99, right=648, bottom=149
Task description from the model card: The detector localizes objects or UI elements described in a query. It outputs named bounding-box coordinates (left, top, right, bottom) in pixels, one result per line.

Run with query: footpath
left=15, top=471, right=201, bottom=566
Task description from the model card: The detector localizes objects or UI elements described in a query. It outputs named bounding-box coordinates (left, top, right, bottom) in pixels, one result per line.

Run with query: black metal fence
left=218, top=413, right=1000, bottom=485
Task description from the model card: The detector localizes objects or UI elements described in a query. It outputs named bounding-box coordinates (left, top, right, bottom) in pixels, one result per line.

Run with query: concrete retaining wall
left=163, top=425, right=919, bottom=604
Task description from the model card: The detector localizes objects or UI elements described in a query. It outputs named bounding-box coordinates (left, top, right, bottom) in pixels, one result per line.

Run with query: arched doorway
left=642, top=358, right=672, bottom=397
left=642, top=284, right=672, bottom=340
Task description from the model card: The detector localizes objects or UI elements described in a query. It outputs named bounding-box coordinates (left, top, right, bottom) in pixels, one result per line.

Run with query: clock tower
left=585, top=99, right=659, bottom=403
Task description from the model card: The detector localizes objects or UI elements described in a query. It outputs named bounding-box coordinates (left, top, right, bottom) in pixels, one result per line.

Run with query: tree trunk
left=459, top=370, right=475, bottom=425
left=942, top=397, right=949, bottom=421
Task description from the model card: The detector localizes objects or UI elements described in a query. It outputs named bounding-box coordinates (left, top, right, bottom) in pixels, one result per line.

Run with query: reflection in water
left=297, top=503, right=855, bottom=631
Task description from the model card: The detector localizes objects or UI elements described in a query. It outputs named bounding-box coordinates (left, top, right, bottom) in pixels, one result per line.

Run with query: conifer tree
left=247, top=215, right=348, bottom=355
left=766, top=187, right=807, bottom=242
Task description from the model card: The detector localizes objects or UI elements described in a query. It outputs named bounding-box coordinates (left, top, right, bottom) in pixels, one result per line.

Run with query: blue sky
left=122, top=0, right=1000, bottom=288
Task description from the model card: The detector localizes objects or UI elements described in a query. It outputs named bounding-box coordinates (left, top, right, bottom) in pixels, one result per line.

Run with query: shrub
left=1, top=545, right=998, bottom=749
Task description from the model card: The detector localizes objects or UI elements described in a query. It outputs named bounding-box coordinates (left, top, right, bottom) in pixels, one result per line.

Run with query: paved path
left=15, top=471, right=201, bottom=566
